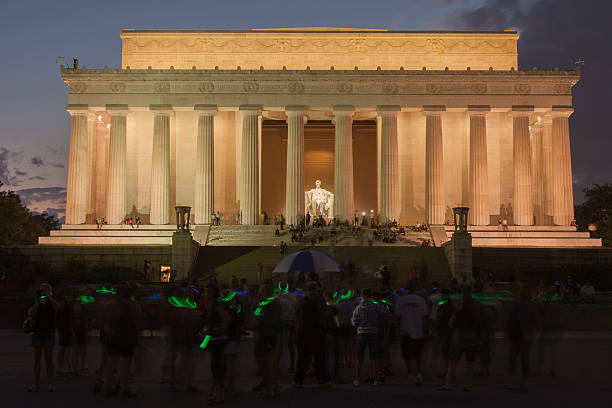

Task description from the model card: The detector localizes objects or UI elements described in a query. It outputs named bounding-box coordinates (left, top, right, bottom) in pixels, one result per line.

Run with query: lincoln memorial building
left=39, top=27, right=602, bottom=248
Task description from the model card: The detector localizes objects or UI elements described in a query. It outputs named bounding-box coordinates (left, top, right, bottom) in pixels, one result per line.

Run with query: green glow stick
left=76, top=295, right=94, bottom=305
left=96, top=286, right=116, bottom=295
left=184, top=298, right=197, bottom=309
left=199, top=334, right=211, bottom=349
left=221, top=291, right=237, bottom=302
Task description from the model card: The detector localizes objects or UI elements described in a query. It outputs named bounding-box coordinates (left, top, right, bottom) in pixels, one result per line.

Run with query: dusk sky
left=1, top=0, right=610, bottom=222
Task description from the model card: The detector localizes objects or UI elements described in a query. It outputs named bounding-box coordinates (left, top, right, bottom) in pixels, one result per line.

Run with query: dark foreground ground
left=1, top=330, right=610, bottom=408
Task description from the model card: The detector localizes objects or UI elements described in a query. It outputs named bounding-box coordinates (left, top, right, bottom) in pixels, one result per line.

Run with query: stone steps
left=471, top=237, right=602, bottom=247
left=38, top=236, right=171, bottom=245
left=442, top=225, right=601, bottom=248
left=443, top=225, right=578, bottom=232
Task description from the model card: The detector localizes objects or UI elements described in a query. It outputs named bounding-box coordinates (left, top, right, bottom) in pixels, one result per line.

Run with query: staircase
left=443, top=225, right=602, bottom=248
left=38, top=224, right=190, bottom=245
left=204, top=225, right=431, bottom=247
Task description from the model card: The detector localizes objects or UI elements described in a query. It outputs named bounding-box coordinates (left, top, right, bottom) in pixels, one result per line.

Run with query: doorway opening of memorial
left=260, top=119, right=376, bottom=224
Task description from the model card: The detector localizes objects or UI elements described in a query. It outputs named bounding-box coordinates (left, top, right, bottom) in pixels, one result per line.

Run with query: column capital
left=422, top=105, right=445, bottom=116
left=510, top=105, right=534, bottom=117
left=468, top=105, right=491, bottom=116
left=541, top=114, right=553, bottom=125
left=106, top=104, right=129, bottom=115
left=194, top=104, right=217, bottom=115
left=150, top=104, right=173, bottom=116
left=66, top=104, right=90, bottom=116
left=332, top=105, right=355, bottom=113
left=285, top=105, right=308, bottom=112
left=376, top=105, right=401, bottom=114
left=551, top=106, right=574, bottom=118
left=239, top=104, right=263, bottom=113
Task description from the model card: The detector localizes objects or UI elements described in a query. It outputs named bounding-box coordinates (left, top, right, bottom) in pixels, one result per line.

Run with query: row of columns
left=64, top=104, right=574, bottom=227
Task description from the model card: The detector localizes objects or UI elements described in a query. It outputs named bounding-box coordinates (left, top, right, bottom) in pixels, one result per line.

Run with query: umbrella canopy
left=272, top=250, right=342, bottom=274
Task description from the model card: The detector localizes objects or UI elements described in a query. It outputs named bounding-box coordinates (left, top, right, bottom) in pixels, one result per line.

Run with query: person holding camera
left=26, top=283, right=61, bottom=392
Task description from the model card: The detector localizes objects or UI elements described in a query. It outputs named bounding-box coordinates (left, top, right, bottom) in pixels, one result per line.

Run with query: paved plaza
left=1, top=330, right=610, bottom=407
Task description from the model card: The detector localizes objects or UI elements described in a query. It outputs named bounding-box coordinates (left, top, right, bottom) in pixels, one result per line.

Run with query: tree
left=0, top=182, right=60, bottom=244
left=574, top=184, right=612, bottom=247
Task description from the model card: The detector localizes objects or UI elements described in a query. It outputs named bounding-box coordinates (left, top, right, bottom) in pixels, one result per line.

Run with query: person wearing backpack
left=292, top=282, right=331, bottom=388
left=27, top=283, right=61, bottom=392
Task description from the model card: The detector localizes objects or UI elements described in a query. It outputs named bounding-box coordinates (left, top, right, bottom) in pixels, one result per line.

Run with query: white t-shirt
left=427, top=292, right=441, bottom=321
left=395, top=294, right=429, bottom=339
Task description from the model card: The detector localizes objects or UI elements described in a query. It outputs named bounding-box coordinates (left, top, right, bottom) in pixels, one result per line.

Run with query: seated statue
left=305, top=180, right=334, bottom=219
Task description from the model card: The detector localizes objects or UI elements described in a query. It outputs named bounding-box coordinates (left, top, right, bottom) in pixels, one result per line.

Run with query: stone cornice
left=61, top=67, right=579, bottom=101
left=61, top=65, right=580, bottom=78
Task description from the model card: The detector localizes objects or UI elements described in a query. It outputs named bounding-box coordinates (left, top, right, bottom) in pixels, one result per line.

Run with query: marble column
left=150, top=105, right=172, bottom=225
left=194, top=105, right=216, bottom=224
left=106, top=105, right=128, bottom=224
left=333, top=106, right=354, bottom=221
left=468, top=110, right=490, bottom=225
left=285, top=106, right=306, bottom=225
left=424, top=109, right=445, bottom=225
left=531, top=120, right=545, bottom=224
left=552, top=109, right=574, bottom=226
left=377, top=106, right=400, bottom=223
left=541, top=115, right=554, bottom=222
left=240, top=105, right=262, bottom=225
left=512, top=110, right=533, bottom=225
left=65, top=105, right=92, bottom=225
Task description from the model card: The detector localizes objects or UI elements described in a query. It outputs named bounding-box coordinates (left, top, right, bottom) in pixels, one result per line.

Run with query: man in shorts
left=395, top=281, right=428, bottom=385
left=351, top=288, right=389, bottom=386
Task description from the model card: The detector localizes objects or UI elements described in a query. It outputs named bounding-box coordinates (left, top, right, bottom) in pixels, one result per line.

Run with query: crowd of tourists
left=25, top=275, right=589, bottom=402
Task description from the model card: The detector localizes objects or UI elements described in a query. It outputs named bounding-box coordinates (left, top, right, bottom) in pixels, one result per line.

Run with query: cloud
left=442, top=0, right=612, bottom=202
left=28, top=175, right=47, bottom=181
left=48, top=162, right=65, bottom=169
left=0, top=148, right=20, bottom=185
left=15, top=170, right=27, bottom=176
left=32, top=207, right=66, bottom=224
left=17, top=186, right=66, bottom=206
left=31, top=157, right=44, bottom=167
left=17, top=186, right=67, bottom=223
left=45, top=146, right=66, bottom=156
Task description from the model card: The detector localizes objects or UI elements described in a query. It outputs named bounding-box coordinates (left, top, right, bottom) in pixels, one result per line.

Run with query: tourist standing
left=395, top=282, right=428, bottom=385
left=293, top=282, right=331, bottom=387
left=336, top=290, right=357, bottom=369
left=351, top=288, right=389, bottom=386
left=55, top=288, right=76, bottom=376
left=440, top=294, right=480, bottom=391
left=277, top=287, right=297, bottom=372
left=323, top=290, right=342, bottom=383
left=506, top=286, right=536, bottom=390
left=27, top=283, right=60, bottom=392
left=102, top=283, right=142, bottom=398
left=202, top=285, right=230, bottom=403
left=253, top=284, right=282, bottom=397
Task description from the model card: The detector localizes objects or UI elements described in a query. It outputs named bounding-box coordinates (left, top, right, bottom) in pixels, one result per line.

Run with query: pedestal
left=172, top=230, right=194, bottom=281
left=443, top=232, right=472, bottom=279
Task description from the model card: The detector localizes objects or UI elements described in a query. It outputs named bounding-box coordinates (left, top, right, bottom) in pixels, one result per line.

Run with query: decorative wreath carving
left=470, top=83, right=487, bottom=94
left=514, top=83, right=531, bottom=95
left=553, top=83, right=571, bottom=94
left=154, top=82, right=170, bottom=93
left=425, top=83, right=441, bottom=94
left=110, top=82, right=125, bottom=93
left=70, top=82, right=87, bottom=93
left=336, top=82, right=353, bottom=94
left=243, top=82, right=259, bottom=93
left=382, top=83, right=398, bottom=94
left=288, top=82, right=305, bottom=94
left=199, top=82, right=215, bottom=93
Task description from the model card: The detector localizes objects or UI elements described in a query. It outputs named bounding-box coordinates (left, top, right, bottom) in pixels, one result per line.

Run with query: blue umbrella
left=272, top=250, right=342, bottom=274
